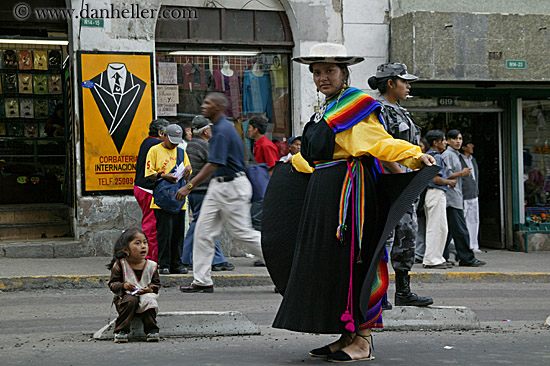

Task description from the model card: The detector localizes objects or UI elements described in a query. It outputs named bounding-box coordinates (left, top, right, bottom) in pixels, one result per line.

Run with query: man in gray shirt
left=441, top=130, right=486, bottom=267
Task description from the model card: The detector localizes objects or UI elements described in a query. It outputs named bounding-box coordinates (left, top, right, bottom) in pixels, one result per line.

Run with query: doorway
left=408, top=110, right=505, bottom=248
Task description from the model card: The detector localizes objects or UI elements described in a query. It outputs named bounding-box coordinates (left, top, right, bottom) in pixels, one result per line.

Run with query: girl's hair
left=367, top=75, right=398, bottom=95
left=106, top=228, right=147, bottom=270
left=308, top=63, right=351, bottom=86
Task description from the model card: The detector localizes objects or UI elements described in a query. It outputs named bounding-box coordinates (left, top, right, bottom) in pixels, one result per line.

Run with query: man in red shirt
left=246, top=116, right=279, bottom=170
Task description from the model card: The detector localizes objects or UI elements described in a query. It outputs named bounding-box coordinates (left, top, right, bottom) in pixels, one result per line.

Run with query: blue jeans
left=181, top=192, right=227, bottom=265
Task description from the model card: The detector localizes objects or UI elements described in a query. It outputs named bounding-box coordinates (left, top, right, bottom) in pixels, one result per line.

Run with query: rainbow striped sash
left=315, top=157, right=366, bottom=332
left=323, top=88, right=382, bottom=133
left=315, top=158, right=365, bottom=254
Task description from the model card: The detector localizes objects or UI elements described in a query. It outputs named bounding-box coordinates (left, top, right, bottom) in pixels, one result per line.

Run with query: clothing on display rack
left=270, top=59, right=288, bottom=88
left=18, top=50, right=32, bottom=70
left=272, top=92, right=289, bottom=134
left=242, top=69, right=273, bottom=122
left=213, top=68, right=240, bottom=118
left=182, top=64, right=211, bottom=91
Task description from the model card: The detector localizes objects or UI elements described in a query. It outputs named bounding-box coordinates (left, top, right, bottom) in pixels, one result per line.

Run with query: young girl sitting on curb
left=107, top=228, right=161, bottom=343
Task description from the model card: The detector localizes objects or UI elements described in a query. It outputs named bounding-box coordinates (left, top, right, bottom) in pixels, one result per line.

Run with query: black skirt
left=262, top=159, right=440, bottom=334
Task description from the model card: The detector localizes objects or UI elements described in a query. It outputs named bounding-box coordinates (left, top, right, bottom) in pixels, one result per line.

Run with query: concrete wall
left=286, top=0, right=389, bottom=130
left=391, top=11, right=550, bottom=81
left=391, top=0, right=550, bottom=17
left=343, top=0, right=389, bottom=99
left=285, top=0, right=344, bottom=130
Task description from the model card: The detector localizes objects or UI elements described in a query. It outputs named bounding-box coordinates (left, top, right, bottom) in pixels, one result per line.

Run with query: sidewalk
left=0, top=249, right=549, bottom=291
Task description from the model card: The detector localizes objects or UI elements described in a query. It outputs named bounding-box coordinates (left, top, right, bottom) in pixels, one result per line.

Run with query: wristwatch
left=186, top=183, right=194, bottom=190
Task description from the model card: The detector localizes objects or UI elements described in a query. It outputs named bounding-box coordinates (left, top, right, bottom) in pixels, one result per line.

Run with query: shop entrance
left=0, top=7, right=73, bottom=240
left=407, top=108, right=505, bottom=248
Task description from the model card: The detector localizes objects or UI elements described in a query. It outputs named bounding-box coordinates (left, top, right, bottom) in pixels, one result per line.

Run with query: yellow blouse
left=292, top=112, right=422, bottom=174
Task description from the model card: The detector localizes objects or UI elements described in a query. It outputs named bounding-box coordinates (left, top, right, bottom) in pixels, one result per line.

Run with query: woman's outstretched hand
left=420, top=154, right=436, bottom=167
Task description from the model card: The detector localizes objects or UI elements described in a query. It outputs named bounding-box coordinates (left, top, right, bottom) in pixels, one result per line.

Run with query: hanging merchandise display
left=48, top=50, right=62, bottom=70
left=18, top=50, right=32, bottom=70
left=33, top=50, right=48, bottom=70
left=155, top=52, right=291, bottom=147
left=0, top=45, right=67, bottom=204
left=242, top=65, right=273, bottom=122
left=33, top=74, right=48, bottom=94
left=3, top=73, right=17, bottom=93
left=5, top=98, right=19, bottom=118
left=48, top=75, right=62, bottom=94
left=20, top=98, right=34, bottom=118
left=3, top=50, right=18, bottom=69
left=18, top=74, right=33, bottom=94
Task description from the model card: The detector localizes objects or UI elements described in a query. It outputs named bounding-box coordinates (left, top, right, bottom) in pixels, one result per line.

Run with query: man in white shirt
left=459, top=137, right=481, bottom=253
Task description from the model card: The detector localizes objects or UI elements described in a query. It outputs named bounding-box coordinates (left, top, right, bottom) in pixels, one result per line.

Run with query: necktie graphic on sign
left=113, top=72, right=122, bottom=104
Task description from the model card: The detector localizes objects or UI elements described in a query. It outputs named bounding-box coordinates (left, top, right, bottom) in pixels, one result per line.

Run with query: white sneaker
left=473, top=249, right=483, bottom=253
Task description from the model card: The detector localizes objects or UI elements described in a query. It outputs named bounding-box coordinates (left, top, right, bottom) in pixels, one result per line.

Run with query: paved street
left=1, top=282, right=549, bottom=365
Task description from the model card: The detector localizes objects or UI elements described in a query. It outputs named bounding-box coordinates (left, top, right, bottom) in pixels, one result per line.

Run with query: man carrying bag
left=145, top=123, right=192, bottom=274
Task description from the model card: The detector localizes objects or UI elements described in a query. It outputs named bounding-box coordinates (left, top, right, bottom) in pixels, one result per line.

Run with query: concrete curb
left=93, top=311, right=261, bottom=340
left=410, top=272, right=550, bottom=283
left=0, top=240, right=84, bottom=258
left=381, top=306, right=480, bottom=330
left=1, top=272, right=550, bottom=292
left=0, top=274, right=274, bottom=291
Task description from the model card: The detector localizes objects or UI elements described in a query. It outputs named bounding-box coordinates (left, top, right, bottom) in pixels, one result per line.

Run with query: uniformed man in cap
left=368, top=63, right=434, bottom=308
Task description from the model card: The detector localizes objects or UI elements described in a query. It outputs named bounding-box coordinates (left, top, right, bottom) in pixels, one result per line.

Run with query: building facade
left=1, top=0, right=547, bottom=255
left=390, top=0, right=550, bottom=251
left=0, top=0, right=391, bottom=256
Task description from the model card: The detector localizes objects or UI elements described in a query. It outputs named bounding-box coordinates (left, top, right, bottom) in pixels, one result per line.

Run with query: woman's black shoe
left=309, top=345, right=332, bottom=358
left=327, top=334, right=375, bottom=362
left=328, top=349, right=375, bottom=362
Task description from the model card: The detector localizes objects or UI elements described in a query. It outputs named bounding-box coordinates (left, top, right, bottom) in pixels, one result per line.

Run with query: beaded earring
left=314, top=88, right=321, bottom=112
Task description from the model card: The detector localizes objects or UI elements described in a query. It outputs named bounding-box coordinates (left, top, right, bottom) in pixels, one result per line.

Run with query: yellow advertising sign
left=77, top=52, right=154, bottom=194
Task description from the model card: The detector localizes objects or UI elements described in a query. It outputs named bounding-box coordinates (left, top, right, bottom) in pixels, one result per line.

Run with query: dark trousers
left=250, top=199, right=263, bottom=232
left=444, top=207, right=476, bottom=265
left=114, top=294, right=158, bottom=334
left=389, top=206, right=417, bottom=272
left=154, top=209, right=185, bottom=270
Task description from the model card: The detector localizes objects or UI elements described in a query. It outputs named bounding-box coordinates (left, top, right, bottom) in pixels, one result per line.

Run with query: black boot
left=394, top=270, right=433, bottom=307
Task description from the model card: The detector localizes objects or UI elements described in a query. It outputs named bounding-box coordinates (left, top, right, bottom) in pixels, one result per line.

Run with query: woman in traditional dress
left=261, top=43, right=439, bottom=362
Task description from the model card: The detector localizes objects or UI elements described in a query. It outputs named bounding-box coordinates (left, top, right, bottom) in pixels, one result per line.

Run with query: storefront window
left=155, top=51, right=292, bottom=158
left=522, top=100, right=550, bottom=223
left=0, top=44, right=67, bottom=204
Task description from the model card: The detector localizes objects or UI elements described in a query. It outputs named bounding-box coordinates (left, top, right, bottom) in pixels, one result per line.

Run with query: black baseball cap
left=375, top=63, right=418, bottom=81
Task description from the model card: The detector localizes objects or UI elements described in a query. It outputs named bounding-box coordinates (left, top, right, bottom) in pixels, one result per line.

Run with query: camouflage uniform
left=380, top=96, right=421, bottom=272
left=374, top=62, right=432, bottom=308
